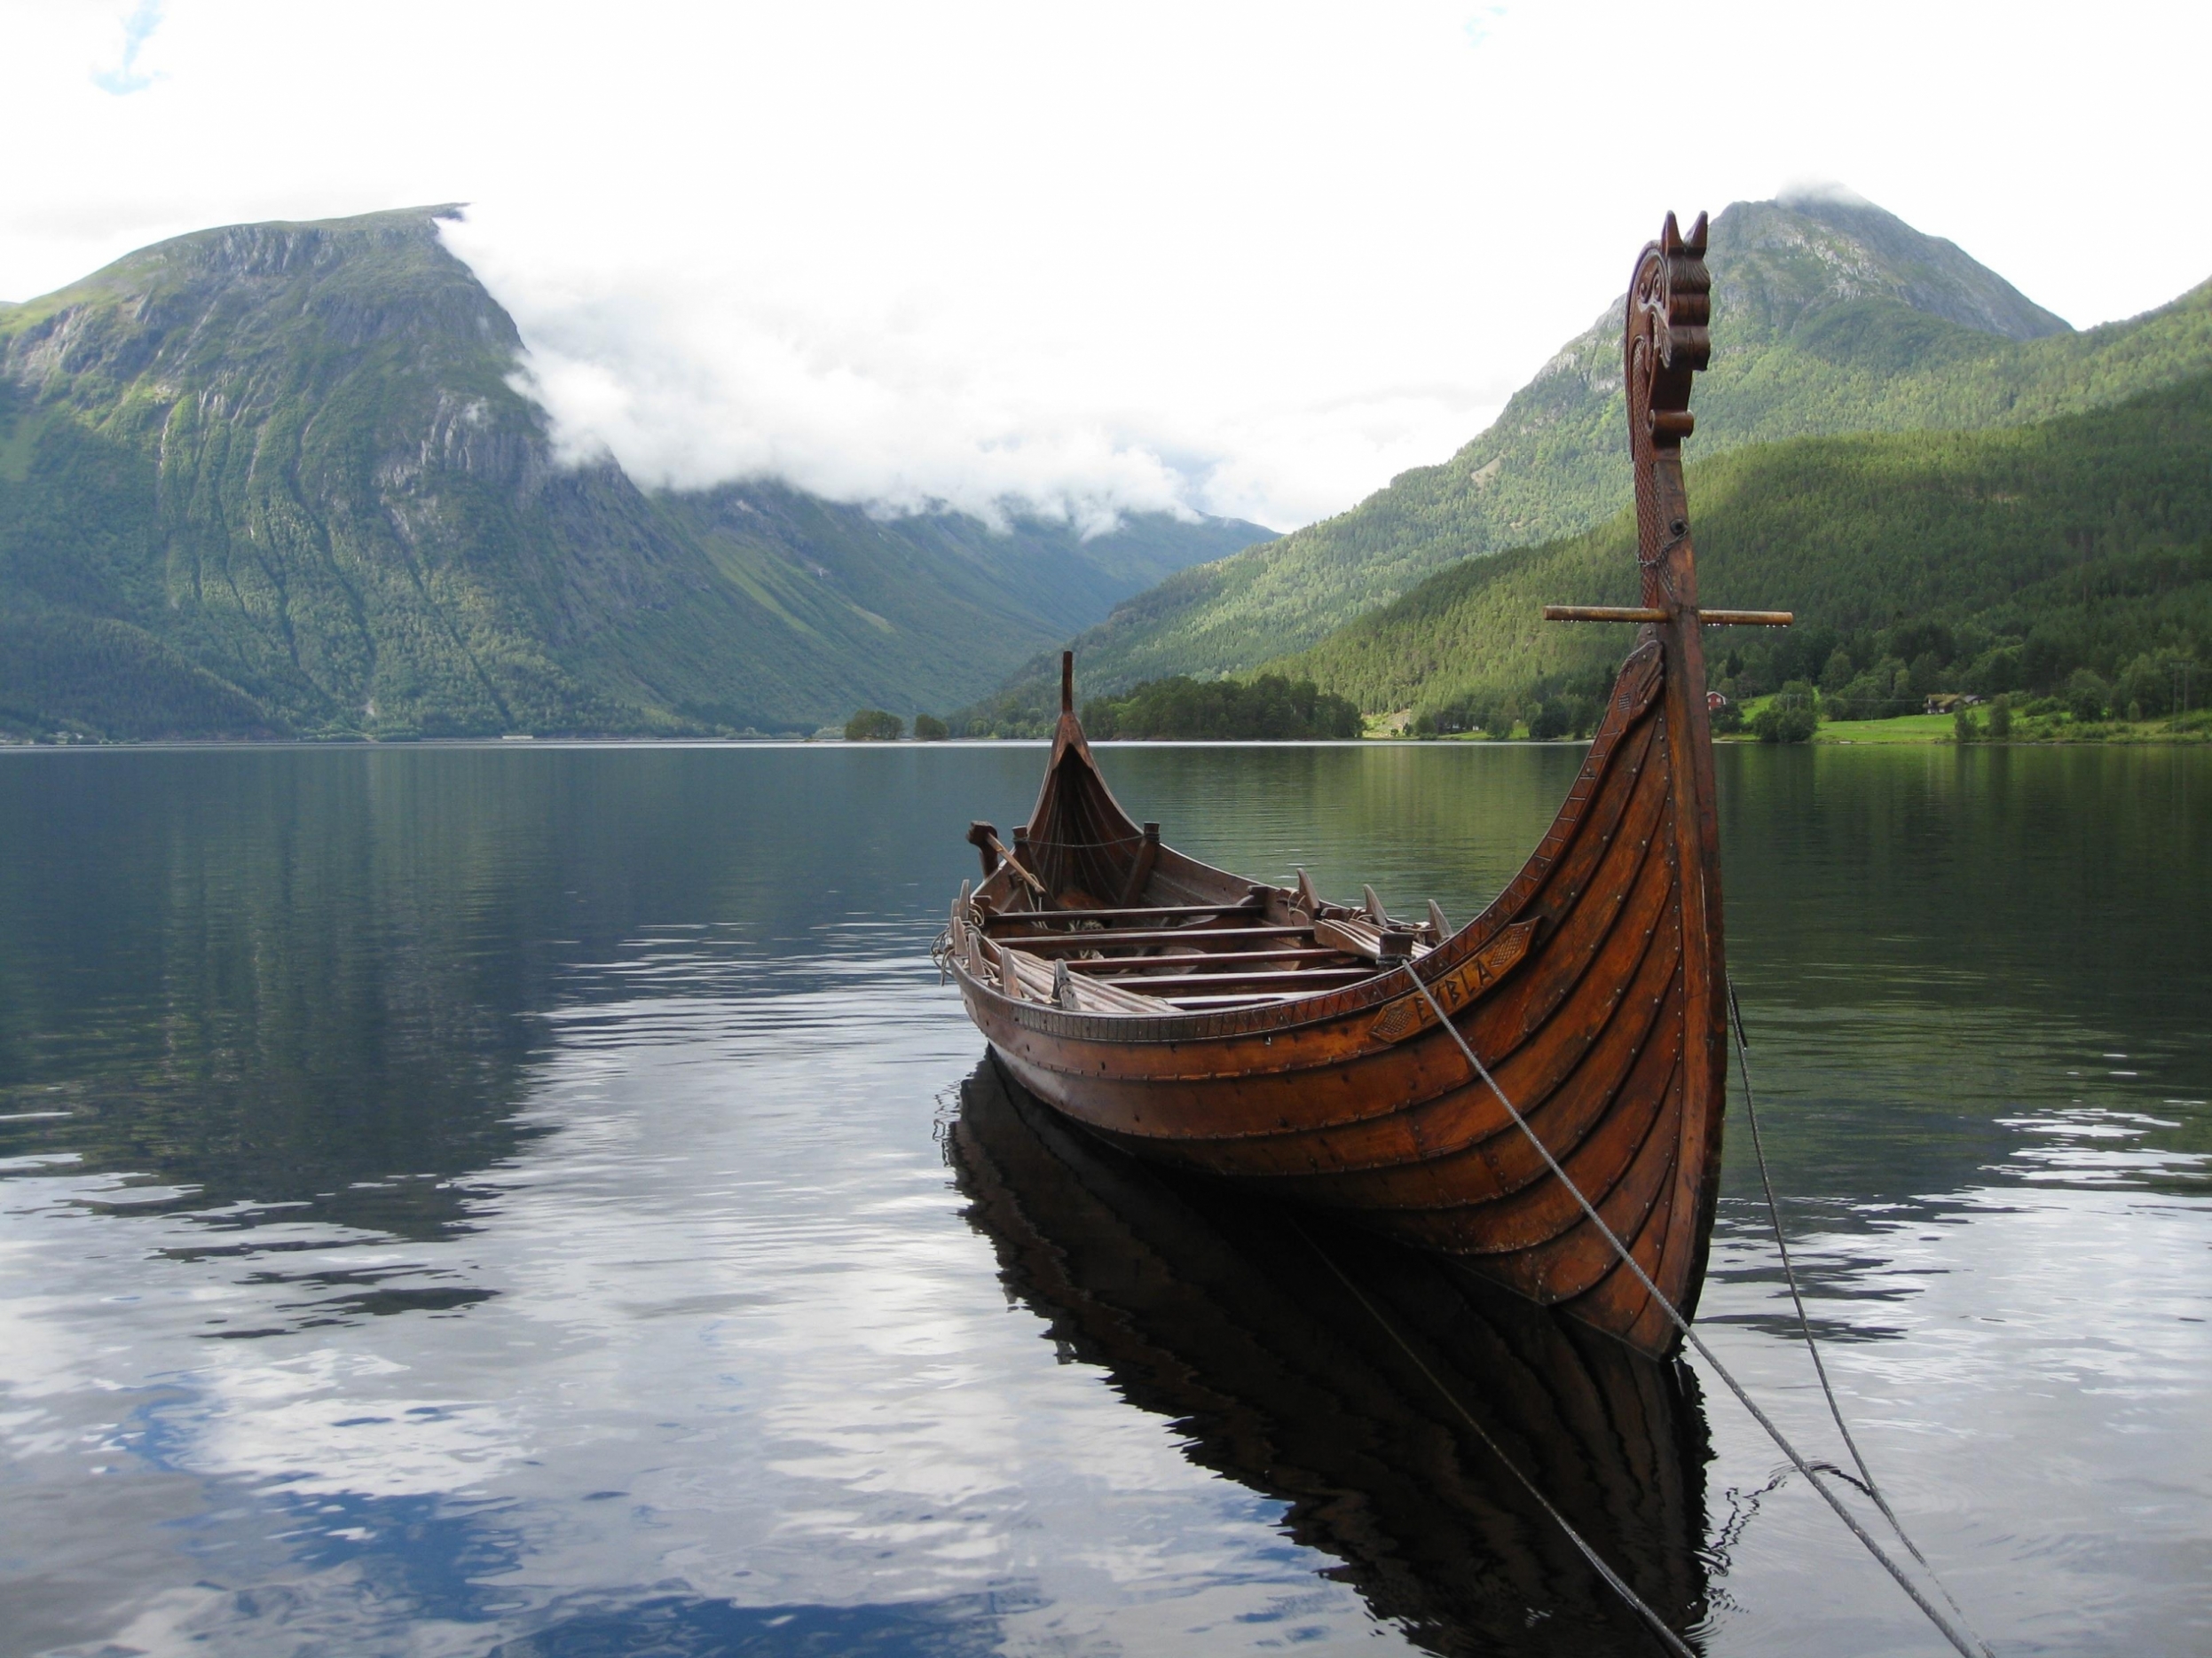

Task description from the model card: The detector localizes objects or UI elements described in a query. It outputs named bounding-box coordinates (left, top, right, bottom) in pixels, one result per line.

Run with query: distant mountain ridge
left=0, top=208, right=1265, bottom=739
left=1271, top=361, right=2212, bottom=727
left=1708, top=189, right=2068, bottom=341
left=988, top=193, right=2211, bottom=719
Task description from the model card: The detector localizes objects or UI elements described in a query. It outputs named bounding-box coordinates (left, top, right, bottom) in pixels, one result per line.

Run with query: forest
left=1279, top=373, right=2212, bottom=735
left=1080, top=675, right=1362, bottom=741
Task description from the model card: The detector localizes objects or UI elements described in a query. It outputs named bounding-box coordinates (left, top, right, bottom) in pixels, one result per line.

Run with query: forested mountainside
left=0, top=208, right=1263, bottom=740
left=1271, top=373, right=2212, bottom=729
left=984, top=194, right=2212, bottom=720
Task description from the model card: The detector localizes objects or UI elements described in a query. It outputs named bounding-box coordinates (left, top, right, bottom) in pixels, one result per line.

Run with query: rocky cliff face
left=1717, top=193, right=2069, bottom=343
left=2, top=208, right=694, bottom=734
left=1499, top=195, right=2071, bottom=436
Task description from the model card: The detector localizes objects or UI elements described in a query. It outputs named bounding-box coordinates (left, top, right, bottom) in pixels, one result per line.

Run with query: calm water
left=0, top=742, right=2206, bottom=1657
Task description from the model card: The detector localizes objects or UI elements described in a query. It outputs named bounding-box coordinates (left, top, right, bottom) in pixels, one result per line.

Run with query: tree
left=1411, top=695, right=1504, bottom=737
left=1953, top=706, right=1980, bottom=743
left=913, top=713, right=949, bottom=741
left=1526, top=700, right=1572, bottom=741
left=2062, top=669, right=2110, bottom=723
left=845, top=709, right=903, bottom=741
left=1818, top=647, right=1856, bottom=695
left=1987, top=695, right=2013, bottom=740
left=2115, top=648, right=2197, bottom=719
left=1752, top=681, right=1818, bottom=743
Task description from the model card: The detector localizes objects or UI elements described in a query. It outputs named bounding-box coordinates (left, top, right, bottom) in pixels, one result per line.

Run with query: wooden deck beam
left=1067, top=947, right=1351, bottom=974
left=983, top=900, right=1264, bottom=928
left=991, top=924, right=1312, bottom=955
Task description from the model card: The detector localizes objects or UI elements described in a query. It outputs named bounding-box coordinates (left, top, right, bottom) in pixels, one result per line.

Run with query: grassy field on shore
left=1360, top=698, right=2212, bottom=745
left=1729, top=695, right=2212, bottom=744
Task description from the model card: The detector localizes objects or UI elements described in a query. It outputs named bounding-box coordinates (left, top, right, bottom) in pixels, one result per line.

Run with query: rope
left=1296, top=1221, right=1700, bottom=1657
left=1724, top=976, right=1992, bottom=1652
left=1402, top=968, right=1992, bottom=1658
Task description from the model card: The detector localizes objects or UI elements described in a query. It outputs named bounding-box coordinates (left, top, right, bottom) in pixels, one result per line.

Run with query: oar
left=965, top=821, right=1048, bottom=900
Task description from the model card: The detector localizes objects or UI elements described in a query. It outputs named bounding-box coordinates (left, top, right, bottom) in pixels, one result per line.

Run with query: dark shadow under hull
left=947, top=1057, right=1714, bottom=1656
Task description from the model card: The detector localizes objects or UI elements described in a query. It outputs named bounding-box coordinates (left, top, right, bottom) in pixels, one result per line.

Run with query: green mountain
left=1003, top=194, right=2212, bottom=715
left=0, top=208, right=1265, bottom=740
left=1271, top=372, right=2212, bottom=727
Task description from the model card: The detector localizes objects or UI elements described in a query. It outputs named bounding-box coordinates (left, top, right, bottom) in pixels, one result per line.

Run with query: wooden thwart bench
left=979, top=878, right=1458, bottom=1011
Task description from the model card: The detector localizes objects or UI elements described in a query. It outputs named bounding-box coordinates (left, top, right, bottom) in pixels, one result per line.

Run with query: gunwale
left=949, top=639, right=1668, bottom=1047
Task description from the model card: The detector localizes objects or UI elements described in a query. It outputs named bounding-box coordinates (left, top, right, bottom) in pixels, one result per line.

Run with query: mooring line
left=1403, top=968, right=1992, bottom=1658
left=1295, top=1222, right=1699, bottom=1658
left=1725, top=975, right=1990, bottom=1650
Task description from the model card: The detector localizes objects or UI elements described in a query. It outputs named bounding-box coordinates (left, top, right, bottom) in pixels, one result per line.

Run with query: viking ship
left=947, top=1058, right=1712, bottom=1654
left=942, top=213, right=1788, bottom=1360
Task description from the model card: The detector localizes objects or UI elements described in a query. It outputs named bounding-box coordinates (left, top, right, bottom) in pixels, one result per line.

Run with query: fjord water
left=1, top=743, right=2205, bottom=1657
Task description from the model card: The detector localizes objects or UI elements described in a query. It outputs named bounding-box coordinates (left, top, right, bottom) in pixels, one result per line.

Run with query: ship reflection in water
left=948, top=1057, right=1714, bottom=1657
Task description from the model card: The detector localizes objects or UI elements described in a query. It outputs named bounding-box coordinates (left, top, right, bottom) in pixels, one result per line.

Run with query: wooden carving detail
left=1368, top=920, right=1539, bottom=1045
left=1626, top=211, right=1712, bottom=614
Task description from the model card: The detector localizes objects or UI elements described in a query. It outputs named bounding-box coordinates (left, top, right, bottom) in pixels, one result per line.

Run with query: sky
left=4, top=0, right=2208, bottom=533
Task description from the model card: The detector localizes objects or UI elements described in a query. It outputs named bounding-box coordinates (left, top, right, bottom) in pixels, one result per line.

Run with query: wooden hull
left=949, top=633, right=1728, bottom=1360
left=947, top=1057, right=1712, bottom=1653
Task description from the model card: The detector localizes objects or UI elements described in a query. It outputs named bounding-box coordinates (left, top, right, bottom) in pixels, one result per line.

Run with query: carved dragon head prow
left=1540, top=215, right=1791, bottom=636
left=1626, top=210, right=1712, bottom=611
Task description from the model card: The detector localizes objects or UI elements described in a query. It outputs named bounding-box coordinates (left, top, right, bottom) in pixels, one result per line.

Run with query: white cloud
left=1776, top=178, right=1874, bottom=209
left=4, top=0, right=2210, bottom=530
left=468, top=239, right=1208, bottom=532
left=89, top=0, right=163, bottom=95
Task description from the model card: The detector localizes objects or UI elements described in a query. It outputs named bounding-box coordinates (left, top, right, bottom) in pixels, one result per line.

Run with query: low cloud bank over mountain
left=443, top=208, right=1497, bottom=538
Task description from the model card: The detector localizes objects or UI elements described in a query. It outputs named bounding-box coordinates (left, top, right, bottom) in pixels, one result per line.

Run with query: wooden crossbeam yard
left=1542, top=605, right=1793, bottom=626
